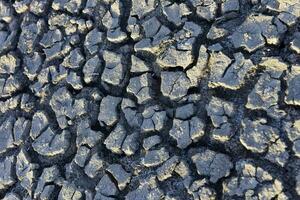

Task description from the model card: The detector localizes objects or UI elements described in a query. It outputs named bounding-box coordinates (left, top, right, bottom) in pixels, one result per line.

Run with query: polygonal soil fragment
left=0, top=156, right=15, bottom=190
left=161, top=71, right=191, bottom=101
left=127, top=73, right=154, bottom=104
left=131, top=0, right=157, bottom=19
left=32, top=127, right=71, bottom=157
left=98, top=95, right=121, bottom=127
left=142, top=147, right=170, bottom=167
left=106, top=164, right=131, bottom=190
left=156, top=156, right=180, bottom=181
left=157, top=22, right=202, bottom=69
left=230, top=14, right=286, bottom=52
left=285, top=66, right=300, bottom=106
left=50, top=87, right=87, bottom=129
left=169, top=117, right=205, bottom=149
left=95, top=174, right=118, bottom=197
left=240, top=118, right=289, bottom=166
left=284, top=119, right=300, bottom=157
left=191, top=148, right=233, bottom=183
left=206, top=97, right=235, bottom=142
left=189, top=0, right=217, bottom=21
left=246, top=57, right=287, bottom=119
left=16, top=149, right=39, bottom=196
left=223, top=159, right=287, bottom=199
left=141, top=105, right=167, bottom=133
left=84, top=153, right=104, bottom=178
left=162, top=1, right=191, bottom=26
left=101, top=51, right=126, bottom=88
left=125, top=176, right=163, bottom=200
left=208, top=52, right=256, bottom=90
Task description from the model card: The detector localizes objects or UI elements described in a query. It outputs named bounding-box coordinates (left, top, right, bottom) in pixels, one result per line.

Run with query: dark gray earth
left=0, top=0, right=300, bottom=199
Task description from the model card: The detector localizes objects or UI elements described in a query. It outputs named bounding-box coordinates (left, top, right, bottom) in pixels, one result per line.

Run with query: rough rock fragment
left=189, top=0, right=217, bottom=21
left=34, top=166, right=60, bottom=199
left=175, top=103, right=195, bottom=120
left=96, top=174, right=118, bottom=197
left=0, top=75, right=22, bottom=98
left=207, top=26, right=228, bottom=40
left=134, top=17, right=171, bottom=53
left=84, top=28, right=103, bottom=55
left=285, top=66, right=300, bottom=106
left=169, top=117, right=205, bottom=149
left=18, top=20, right=45, bottom=54
left=240, top=118, right=279, bottom=153
left=13, top=117, right=30, bottom=146
left=191, top=149, right=233, bottom=183
left=208, top=52, right=256, bottom=90
left=0, top=156, right=15, bottom=190
left=142, top=147, right=170, bottom=167
left=39, top=29, right=62, bottom=48
left=84, top=153, right=104, bottom=178
left=104, top=123, right=127, bottom=154
left=107, top=164, right=131, bottom=190
left=0, top=1, right=13, bottom=23
left=131, top=0, right=156, bottom=19
left=127, top=73, right=153, bottom=104
left=221, top=0, right=239, bottom=14
left=57, top=182, right=82, bottom=200
left=125, top=176, right=163, bottom=200
left=0, top=117, right=15, bottom=153
left=122, top=132, right=139, bottom=156
left=141, top=105, right=167, bottom=132
left=32, top=127, right=70, bottom=156
left=162, top=2, right=191, bottom=26
left=30, top=111, right=49, bottom=140
left=187, top=179, right=216, bottom=200
left=52, top=0, right=84, bottom=14
left=61, top=48, right=85, bottom=69
left=156, top=156, right=180, bottom=181
left=101, top=51, right=126, bottom=87
left=50, top=87, right=87, bottom=128
left=98, top=95, right=121, bottom=127
left=130, top=55, right=150, bottom=73
left=83, top=55, right=102, bottom=84
left=262, top=0, right=300, bottom=16
left=161, top=71, right=191, bottom=101
left=143, top=135, right=162, bottom=150
left=2, top=193, right=21, bottom=200
left=24, top=52, right=43, bottom=81
left=284, top=119, right=300, bottom=157
left=16, top=149, right=39, bottom=195
left=43, top=41, right=70, bottom=62
left=76, top=120, right=103, bottom=148
left=121, top=98, right=142, bottom=128
left=290, top=33, right=300, bottom=54
left=0, top=53, right=19, bottom=74
left=30, top=0, right=49, bottom=15
left=66, top=71, right=83, bottom=90
left=74, top=146, right=90, bottom=167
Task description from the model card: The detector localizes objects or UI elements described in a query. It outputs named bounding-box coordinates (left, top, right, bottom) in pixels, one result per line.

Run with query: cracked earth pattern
left=0, top=0, right=300, bottom=199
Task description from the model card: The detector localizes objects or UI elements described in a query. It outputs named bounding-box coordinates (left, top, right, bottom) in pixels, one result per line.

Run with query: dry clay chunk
left=192, top=149, right=233, bottom=183
left=285, top=66, right=300, bottom=106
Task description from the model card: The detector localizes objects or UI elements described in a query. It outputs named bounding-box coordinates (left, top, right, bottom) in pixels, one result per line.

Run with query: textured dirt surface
left=0, top=0, right=300, bottom=199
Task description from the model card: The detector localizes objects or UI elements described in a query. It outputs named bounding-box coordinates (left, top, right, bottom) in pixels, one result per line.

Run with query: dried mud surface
left=0, top=0, right=300, bottom=199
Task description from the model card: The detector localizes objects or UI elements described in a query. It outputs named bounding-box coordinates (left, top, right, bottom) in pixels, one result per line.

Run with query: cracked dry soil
left=0, top=0, right=300, bottom=199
